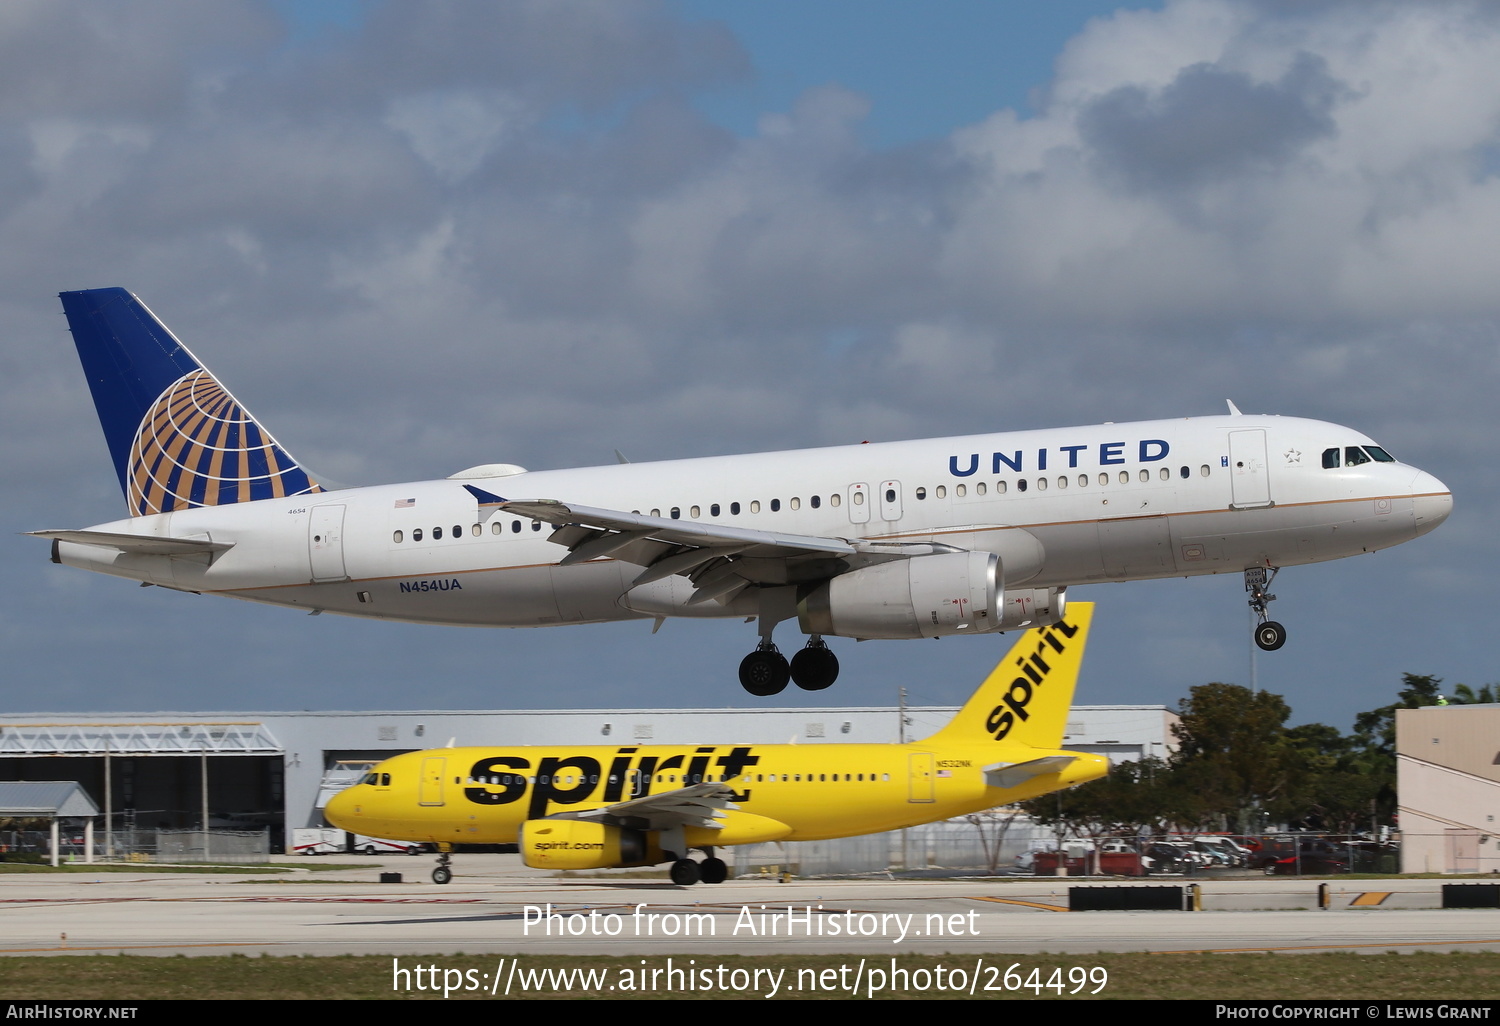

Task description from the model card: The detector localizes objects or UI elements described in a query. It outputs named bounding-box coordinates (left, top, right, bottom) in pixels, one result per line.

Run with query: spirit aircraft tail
left=59, top=288, right=321, bottom=516
left=922, top=601, right=1092, bottom=749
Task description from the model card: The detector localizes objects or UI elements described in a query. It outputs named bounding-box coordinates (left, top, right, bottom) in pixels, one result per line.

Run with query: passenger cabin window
left=433, top=526, right=443, bottom=540
left=413, top=528, right=423, bottom=541
left=730, top=502, right=741, bottom=515
left=392, top=530, right=403, bottom=543
left=830, top=493, right=841, bottom=507
left=810, top=495, right=820, bottom=508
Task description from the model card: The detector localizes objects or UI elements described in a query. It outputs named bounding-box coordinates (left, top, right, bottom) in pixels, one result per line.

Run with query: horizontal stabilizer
left=29, top=529, right=233, bottom=556
left=985, top=756, right=1078, bottom=790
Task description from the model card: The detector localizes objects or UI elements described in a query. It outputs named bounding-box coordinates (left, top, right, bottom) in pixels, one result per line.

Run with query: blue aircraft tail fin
left=59, top=288, right=322, bottom=516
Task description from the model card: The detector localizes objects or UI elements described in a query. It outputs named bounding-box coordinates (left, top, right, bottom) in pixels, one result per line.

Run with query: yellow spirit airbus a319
left=325, top=604, right=1106, bottom=885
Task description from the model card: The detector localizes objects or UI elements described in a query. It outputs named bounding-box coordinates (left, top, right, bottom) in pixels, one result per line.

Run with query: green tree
left=1168, top=682, right=1299, bottom=832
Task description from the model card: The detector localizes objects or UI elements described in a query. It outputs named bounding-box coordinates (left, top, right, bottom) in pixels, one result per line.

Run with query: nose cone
left=1411, top=470, right=1453, bottom=537
left=324, top=786, right=360, bottom=830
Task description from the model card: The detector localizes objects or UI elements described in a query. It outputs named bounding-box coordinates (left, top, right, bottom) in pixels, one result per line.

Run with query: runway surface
left=1, top=856, right=1496, bottom=958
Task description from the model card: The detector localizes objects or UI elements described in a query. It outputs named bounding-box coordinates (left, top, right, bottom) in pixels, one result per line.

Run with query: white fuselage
left=56, top=414, right=1451, bottom=629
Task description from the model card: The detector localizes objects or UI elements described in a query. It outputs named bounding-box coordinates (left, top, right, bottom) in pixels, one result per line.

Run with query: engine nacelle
left=996, top=586, right=1067, bottom=631
left=797, top=550, right=999, bottom=640
left=519, top=819, right=659, bottom=870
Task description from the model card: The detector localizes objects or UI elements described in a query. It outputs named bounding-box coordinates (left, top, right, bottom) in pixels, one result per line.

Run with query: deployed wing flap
left=984, top=755, right=1078, bottom=790
left=29, top=529, right=234, bottom=557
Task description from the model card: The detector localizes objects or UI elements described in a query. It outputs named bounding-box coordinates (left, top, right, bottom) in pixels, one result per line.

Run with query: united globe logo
left=126, top=370, right=321, bottom=515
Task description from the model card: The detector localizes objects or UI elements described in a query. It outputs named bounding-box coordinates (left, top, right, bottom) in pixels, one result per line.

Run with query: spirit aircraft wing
left=573, top=781, right=737, bottom=832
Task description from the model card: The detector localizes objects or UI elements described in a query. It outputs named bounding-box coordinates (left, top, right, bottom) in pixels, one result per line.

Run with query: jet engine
left=796, top=550, right=1066, bottom=640
left=519, top=819, right=658, bottom=870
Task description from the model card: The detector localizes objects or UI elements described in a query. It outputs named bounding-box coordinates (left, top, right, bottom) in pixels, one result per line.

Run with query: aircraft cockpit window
left=1344, top=446, right=1371, bottom=467
left=1322, top=448, right=1340, bottom=469
left=1365, top=445, right=1396, bottom=463
left=360, top=773, right=378, bottom=785
left=380, top=773, right=391, bottom=787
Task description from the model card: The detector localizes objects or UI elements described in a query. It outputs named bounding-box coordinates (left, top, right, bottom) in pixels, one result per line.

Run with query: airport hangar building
left=0, top=704, right=1176, bottom=851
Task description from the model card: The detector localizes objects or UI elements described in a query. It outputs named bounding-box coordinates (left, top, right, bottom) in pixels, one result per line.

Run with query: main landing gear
left=669, top=851, right=729, bottom=886
left=738, top=633, right=840, bottom=696
left=1245, top=566, right=1287, bottom=652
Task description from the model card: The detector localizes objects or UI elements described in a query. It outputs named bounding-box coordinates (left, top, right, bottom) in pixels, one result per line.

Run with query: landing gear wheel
left=669, top=858, right=701, bottom=886
left=790, top=642, right=839, bottom=691
left=1254, top=620, right=1287, bottom=652
left=699, top=857, right=728, bottom=884
left=432, top=866, right=452, bottom=885
left=739, top=648, right=790, bottom=696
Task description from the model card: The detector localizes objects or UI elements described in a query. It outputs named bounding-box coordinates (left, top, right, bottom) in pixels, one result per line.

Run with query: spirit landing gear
left=738, top=634, right=840, bottom=695
left=1245, top=566, right=1287, bottom=652
left=669, top=849, right=729, bottom=886
left=432, top=851, right=452, bottom=885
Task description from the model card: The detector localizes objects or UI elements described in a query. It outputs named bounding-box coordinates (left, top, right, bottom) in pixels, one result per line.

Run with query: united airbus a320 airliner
left=35, top=289, right=1452, bottom=695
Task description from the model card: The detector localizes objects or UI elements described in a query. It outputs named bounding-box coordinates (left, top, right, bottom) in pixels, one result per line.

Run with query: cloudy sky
left=2, top=0, right=1496, bottom=731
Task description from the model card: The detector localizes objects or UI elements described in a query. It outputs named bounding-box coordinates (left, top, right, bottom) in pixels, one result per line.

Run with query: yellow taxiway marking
left=970, top=896, right=1068, bottom=912
left=1348, top=892, right=1392, bottom=906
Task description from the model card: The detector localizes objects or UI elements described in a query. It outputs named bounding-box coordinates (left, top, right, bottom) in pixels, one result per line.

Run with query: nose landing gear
left=431, top=851, right=453, bottom=885
left=1245, top=566, right=1286, bottom=651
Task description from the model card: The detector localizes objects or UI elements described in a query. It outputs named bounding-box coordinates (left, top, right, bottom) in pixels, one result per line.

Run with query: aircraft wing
left=573, top=782, right=737, bottom=832
left=464, top=485, right=960, bottom=599
left=984, top=756, right=1079, bottom=790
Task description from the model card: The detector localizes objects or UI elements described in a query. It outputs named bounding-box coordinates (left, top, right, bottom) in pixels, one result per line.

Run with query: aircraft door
left=879, top=480, right=903, bottom=521
left=908, top=753, right=935, bottom=803
left=1228, top=430, right=1273, bottom=509
left=418, top=756, right=446, bottom=806
left=847, top=483, right=870, bottom=524
left=309, top=504, right=349, bottom=582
